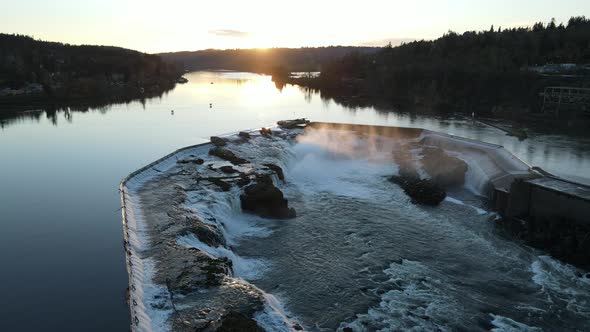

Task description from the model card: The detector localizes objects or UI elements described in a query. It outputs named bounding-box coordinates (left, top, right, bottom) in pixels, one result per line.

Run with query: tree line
left=292, top=16, right=590, bottom=113
left=0, top=34, right=180, bottom=100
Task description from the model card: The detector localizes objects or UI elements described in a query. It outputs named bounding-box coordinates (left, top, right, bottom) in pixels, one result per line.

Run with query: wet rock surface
left=217, top=311, right=264, bottom=332
left=389, top=175, right=447, bottom=206
left=211, top=136, right=228, bottom=147
left=262, top=163, right=285, bottom=181
left=420, top=146, right=468, bottom=188
left=209, top=147, right=249, bottom=165
left=277, top=118, right=310, bottom=129
left=130, top=124, right=306, bottom=331
left=241, top=174, right=296, bottom=219
left=391, top=142, right=447, bottom=205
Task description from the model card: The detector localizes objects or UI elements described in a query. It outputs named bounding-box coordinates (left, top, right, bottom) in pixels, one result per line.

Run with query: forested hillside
left=159, top=47, right=379, bottom=74
left=0, top=34, right=180, bottom=100
left=294, top=16, right=590, bottom=111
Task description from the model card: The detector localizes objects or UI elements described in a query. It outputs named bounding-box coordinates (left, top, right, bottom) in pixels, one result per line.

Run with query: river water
left=1, top=71, right=589, bottom=331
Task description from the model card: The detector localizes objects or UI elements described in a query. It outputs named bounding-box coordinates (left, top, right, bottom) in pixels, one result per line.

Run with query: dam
left=120, top=120, right=590, bottom=331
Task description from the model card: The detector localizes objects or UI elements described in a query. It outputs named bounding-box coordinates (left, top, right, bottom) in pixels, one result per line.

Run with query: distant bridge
left=540, top=86, right=590, bottom=115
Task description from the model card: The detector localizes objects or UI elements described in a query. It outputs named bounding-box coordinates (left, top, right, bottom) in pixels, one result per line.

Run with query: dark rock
left=219, top=166, right=238, bottom=174
left=209, top=147, right=249, bottom=165
left=209, top=178, right=231, bottom=191
left=167, top=252, right=230, bottom=293
left=420, top=146, right=468, bottom=188
left=260, top=127, right=272, bottom=137
left=240, top=175, right=296, bottom=219
left=177, top=158, right=204, bottom=165
left=293, top=323, right=304, bottom=330
left=343, top=327, right=353, bottom=332
left=389, top=175, right=446, bottom=206
left=277, top=118, right=310, bottom=129
left=211, top=136, right=227, bottom=147
left=263, top=163, right=285, bottom=181
left=238, top=131, right=251, bottom=139
left=217, top=311, right=263, bottom=332
left=184, top=216, right=226, bottom=247
left=237, top=174, right=252, bottom=187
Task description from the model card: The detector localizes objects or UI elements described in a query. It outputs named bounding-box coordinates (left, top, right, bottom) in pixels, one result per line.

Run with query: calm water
left=1, top=71, right=589, bottom=331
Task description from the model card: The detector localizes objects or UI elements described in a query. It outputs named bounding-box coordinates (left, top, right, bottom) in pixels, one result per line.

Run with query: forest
left=158, top=47, right=379, bottom=74
left=287, top=16, right=590, bottom=113
left=0, top=34, right=180, bottom=101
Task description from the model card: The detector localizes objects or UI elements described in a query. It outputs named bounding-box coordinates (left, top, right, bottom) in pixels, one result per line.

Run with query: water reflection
left=0, top=70, right=590, bottom=331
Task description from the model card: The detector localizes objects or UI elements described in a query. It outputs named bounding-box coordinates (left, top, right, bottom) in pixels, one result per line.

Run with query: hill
left=289, top=16, right=590, bottom=113
left=0, top=34, right=181, bottom=102
left=158, top=47, right=380, bottom=74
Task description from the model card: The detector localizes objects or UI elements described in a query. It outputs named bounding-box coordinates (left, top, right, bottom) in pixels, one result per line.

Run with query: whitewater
left=121, top=125, right=590, bottom=331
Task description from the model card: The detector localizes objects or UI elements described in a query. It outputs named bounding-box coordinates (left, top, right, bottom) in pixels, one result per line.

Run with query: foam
left=177, top=234, right=269, bottom=280
left=340, top=260, right=465, bottom=332
left=489, top=314, right=542, bottom=332
left=444, top=196, right=488, bottom=215
left=530, top=256, right=590, bottom=317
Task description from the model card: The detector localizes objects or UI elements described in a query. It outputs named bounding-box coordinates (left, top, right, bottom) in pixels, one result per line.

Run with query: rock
left=219, top=166, right=238, bottom=174
left=238, top=131, right=251, bottom=139
left=420, top=146, right=468, bottom=188
left=177, top=158, right=204, bottom=165
left=211, top=136, right=227, bottom=147
left=237, top=174, right=252, bottom=187
left=217, top=311, right=263, bottom=332
left=277, top=118, right=310, bottom=129
left=293, top=323, right=304, bottom=330
left=390, top=175, right=446, bottom=206
left=209, top=147, right=249, bottom=165
left=263, top=163, right=285, bottom=181
left=209, top=178, right=231, bottom=191
left=166, top=251, right=230, bottom=293
left=260, top=127, right=272, bottom=137
left=240, top=175, right=296, bottom=219
left=184, top=217, right=226, bottom=247
left=343, top=328, right=353, bottom=332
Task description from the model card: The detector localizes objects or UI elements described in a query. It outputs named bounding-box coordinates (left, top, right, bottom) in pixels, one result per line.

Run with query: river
left=0, top=71, right=589, bottom=331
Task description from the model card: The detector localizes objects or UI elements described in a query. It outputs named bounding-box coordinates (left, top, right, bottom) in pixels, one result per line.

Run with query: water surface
left=1, top=71, right=589, bottom=331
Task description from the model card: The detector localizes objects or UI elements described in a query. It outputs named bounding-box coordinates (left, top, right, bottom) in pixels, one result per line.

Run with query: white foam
left=530, top=256, right=590, bottom=317
left=444, top=196, right=488, bottom=215
left=254, top=291, right=300, bottom=332
left=177, top=234, right=269, bottom=280
left=340, top=260, right=464, bottom=332
left=489, top=314, right=542, bottom=332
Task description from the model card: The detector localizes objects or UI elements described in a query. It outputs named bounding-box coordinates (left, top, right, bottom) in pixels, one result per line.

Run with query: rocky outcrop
left=420, top=146, right=468, bottom=188
left=391, top=143, right=446, bottom=206
left=209, top=177, right=232, bottom=191
left=217, top=312, right=264, bottom=332
left=238, top=131, right=251, bottom=140
left=211, top=136, right=228, bottom=147
left=263, top=163, right=285, bottom=181
left=183, top=216, right=226, bottom=247
left=219, top=166, right=238, bottom=174
left=240, top=175, right=296, bottom=219
left=260, top=127, right=272, bottom=137
left=277, top=118, right=310, bottom=129
left=209, top=147, right=249, bottom=165
left=177, top=158, right=204, bottom=165
left=389, top=175, right=447, bottom=206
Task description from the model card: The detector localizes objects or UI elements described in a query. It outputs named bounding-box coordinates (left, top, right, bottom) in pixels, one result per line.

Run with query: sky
left=1, top=0, right=588, bottom=53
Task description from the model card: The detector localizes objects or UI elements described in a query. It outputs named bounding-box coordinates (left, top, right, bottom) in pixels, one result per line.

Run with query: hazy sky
left=1, top=0, right=588, bottom=53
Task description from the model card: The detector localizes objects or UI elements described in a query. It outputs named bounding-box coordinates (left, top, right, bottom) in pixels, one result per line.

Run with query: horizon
left=1, top=0, right=588, bottom=53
